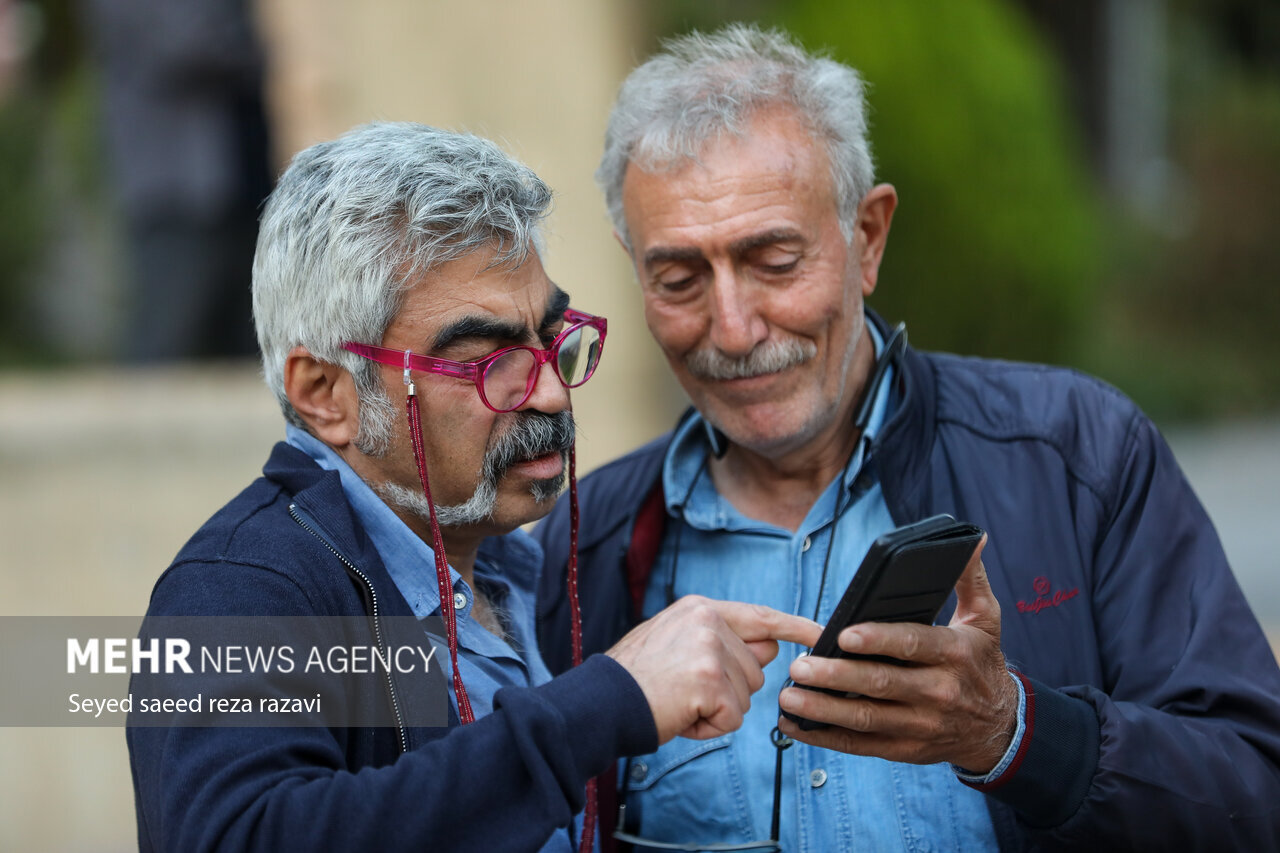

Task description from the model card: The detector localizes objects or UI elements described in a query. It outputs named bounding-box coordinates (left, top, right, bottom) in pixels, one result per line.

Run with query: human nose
left=519, top=353, right=571, bottom=415
left=707, top=268, right=768, bottom=358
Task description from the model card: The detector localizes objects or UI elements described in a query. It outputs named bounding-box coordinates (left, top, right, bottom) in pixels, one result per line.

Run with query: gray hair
left=597, top=23, right=875, bottom=247
left=253, top=121, right=553, bottom=434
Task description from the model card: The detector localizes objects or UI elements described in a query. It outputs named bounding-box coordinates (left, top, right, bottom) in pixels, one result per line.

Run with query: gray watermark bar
left=0, top=616, right=448, bottom=727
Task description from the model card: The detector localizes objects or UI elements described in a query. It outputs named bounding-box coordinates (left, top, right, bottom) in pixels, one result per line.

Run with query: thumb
left=948, top=534, right=999, bottom=635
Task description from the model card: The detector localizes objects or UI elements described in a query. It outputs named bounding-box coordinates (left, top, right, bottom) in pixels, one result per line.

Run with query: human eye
left=751, top=247, right=802, bottom=276
left=443, top=340, right=509, bottom=365
left=651, top=263, right=704, bottom=298
left=539, top=326, right=562, bottom=349
left=659, top=275, right=696, bottom=293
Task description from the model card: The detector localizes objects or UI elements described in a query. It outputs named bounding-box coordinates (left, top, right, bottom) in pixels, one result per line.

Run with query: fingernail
left=792, top=658, right=812, bottom=681
left=841, top=630, right=863, bottom=652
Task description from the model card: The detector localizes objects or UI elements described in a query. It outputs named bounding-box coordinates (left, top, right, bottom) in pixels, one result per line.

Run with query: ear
left=283, top=345, right=364, bottom=449
left=854, top=183, right=898, bottom=298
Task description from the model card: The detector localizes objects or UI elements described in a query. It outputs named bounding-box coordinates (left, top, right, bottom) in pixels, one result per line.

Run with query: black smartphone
left=782, top=513, right=985, bottom=731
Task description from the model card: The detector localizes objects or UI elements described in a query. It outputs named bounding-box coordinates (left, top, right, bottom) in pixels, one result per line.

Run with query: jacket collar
left=863, top=309, right=936, bottom=524
left=262, top=439, right=458, bottom=735
left=262, top=441, right=417, bottom=621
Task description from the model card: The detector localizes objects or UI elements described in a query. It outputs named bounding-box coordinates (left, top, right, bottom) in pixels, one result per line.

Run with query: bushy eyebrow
left=540, top=288, right=571, bottom=336
left=642, top=246, right=705, bottom=268
left=730, top=228, right=804, bottom=255
left=431, top=286, right=571, bottom=352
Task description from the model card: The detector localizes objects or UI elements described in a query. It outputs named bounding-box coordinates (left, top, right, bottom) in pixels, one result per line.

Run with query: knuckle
left=867, top=664, right=893, bottom=695
left=938, top=635, right=969, bottom=667
left=693, top=623, right=720, bottom=647
left=849, top=701, right=873, bottom=732
left=931, top=679, right=963, bottom=710
left=922, top=714, right=948, bottom=742
left=691, top=661, right=721, bottom=687
left=900, top=630, right=921, bottom=660
left=690, top=601, right=721, bottom=626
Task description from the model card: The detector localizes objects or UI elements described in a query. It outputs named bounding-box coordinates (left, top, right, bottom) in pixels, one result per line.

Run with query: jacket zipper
left=288, top=502, right=408, bottom=754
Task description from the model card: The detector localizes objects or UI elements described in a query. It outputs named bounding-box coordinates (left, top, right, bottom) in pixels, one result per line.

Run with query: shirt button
left=453, top=592, right=468, bottom=610
left=810, top=768, right=827, bottom=788
left=630, top=761, right=648, bottom=782
left=802, top=536, right=813, bottom=552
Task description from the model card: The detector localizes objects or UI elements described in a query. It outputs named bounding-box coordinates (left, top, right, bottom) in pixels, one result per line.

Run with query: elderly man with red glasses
left=537, top=24, right=1280, bottom=853
left=126, top=121, right=818, bottom=853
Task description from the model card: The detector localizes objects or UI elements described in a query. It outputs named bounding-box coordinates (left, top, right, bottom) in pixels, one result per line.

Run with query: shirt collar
left=285, top=425, right=542, bottom=623
left=663, top=318, right=896, bottom=520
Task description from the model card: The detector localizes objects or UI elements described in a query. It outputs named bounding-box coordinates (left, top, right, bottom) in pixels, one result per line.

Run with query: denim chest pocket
left=622, top=733, right=758, bottom=845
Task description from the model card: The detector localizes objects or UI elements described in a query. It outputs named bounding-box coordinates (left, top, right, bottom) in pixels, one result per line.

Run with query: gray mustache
left=484, top=410, right=576, bottom=479
left=685, top=338, right=817, bottom=380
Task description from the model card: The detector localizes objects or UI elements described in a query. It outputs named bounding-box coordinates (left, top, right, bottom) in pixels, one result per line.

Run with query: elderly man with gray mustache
left=537, top=23, right=1280, bottom=852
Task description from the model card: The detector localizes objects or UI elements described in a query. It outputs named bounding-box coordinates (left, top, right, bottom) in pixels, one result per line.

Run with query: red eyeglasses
left=342, top=308, right=607, bottom=412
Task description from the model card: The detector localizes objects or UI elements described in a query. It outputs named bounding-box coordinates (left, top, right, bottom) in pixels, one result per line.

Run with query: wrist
left=954, top=668, right=1026, bottom=780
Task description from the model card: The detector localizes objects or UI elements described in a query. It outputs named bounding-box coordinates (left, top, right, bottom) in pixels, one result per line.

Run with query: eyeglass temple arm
left=342, top=342, right=480, bottom=381
left=564, top=308, right=607, bottom=337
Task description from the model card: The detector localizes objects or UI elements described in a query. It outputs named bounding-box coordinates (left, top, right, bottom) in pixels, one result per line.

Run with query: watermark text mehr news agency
left=66, top=637, right=438, bottom=675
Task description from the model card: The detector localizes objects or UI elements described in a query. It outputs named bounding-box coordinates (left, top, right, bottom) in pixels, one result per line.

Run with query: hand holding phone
left=781, top=514, right=985, bottom=731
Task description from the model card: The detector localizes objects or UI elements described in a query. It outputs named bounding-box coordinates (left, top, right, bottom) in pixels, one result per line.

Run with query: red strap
left=625, top=481, right=668, bottom=618
left=410, top=390, right=592, bottom=843
left=566, top=444, right=597, bottom=853
left=595, top=762, right=619, bottom=853
left=568, top=445, right=584, bottom=666
left=407, top=392, right=475, bottom=724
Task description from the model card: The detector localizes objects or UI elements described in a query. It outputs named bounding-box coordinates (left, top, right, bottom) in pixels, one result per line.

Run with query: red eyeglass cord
left=406, top=388, right=477, bottom=724
left=406, top=387, right=597, bottom=853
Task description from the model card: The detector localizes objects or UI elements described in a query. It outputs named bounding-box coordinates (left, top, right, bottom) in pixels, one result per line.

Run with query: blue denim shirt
left=630, top=327, right=1005, bottom=852
left=287, top=425, right=579, bottom=853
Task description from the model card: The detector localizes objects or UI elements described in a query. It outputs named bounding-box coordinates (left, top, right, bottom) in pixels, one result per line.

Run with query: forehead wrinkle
left=632, top=183, right=810, bottom=271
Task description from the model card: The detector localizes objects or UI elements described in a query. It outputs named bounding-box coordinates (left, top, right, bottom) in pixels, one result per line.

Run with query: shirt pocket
left=622, top=734, right=757, bottom=845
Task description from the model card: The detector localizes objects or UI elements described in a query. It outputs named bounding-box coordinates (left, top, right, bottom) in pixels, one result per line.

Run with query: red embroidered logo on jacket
left=1016, top=576, right=1080, bottom=614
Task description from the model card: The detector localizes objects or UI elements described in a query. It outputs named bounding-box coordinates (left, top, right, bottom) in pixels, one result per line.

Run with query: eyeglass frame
left=341, top=307, right=607, bottom=413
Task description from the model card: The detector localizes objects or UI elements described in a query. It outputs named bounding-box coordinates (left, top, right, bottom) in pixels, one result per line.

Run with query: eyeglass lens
left=556, top=323, right=601, bottom=386
left=480, top=322, right=603, bottom=411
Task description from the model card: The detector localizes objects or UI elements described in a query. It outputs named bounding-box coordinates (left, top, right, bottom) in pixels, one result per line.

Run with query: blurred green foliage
left=0, top=91, right=48, bottom=360
left=773, top=0, right=1104, bottom=366
left=1078, top=11, right=1280, bottom=420
left=0, top=0, right=101, bottom=365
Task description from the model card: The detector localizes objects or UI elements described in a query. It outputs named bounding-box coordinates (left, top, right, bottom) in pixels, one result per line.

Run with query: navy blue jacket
left=536, top=321, right=1280, bottom=850
left=128, top=441, right=657, bottom=852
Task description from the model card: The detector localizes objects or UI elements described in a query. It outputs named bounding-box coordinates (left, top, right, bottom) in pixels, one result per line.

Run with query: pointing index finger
left=704, top=599, right=823, bottom=648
